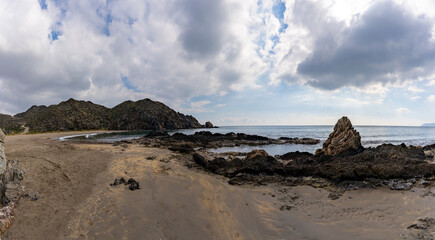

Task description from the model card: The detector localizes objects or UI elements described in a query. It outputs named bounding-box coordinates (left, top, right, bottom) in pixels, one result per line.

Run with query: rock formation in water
left=1, top=98, right=203, bottom=132
left=0, top=128, right=25, bottom=235
left=137, top=131, right=320, bottom=152
left=205, top=121, right=214, bottom=128
left=189, top=117, right=435, bottom=191
left=315, top=116, right=363, bottom=156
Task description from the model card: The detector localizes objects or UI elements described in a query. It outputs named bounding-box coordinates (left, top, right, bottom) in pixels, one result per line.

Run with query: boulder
left=316, top=116, right=363, bottom=156
left=246, top=150, right=269, bottom=159
left=205, top=121, right=214, bottom=128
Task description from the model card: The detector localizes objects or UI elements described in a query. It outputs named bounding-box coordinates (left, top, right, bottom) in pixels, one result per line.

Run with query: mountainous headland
left=0, top=98, right=206, bottom=133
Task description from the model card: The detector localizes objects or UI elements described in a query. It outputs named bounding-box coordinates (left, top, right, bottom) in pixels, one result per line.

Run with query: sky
left=0, top=0, right=435, bottom=126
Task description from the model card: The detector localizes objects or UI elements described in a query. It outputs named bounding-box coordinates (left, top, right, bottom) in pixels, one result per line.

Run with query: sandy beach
left=2, top=132, right=434, bottom=239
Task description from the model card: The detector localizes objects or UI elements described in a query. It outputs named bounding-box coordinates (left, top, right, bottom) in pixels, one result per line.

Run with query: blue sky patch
left=121, top=74, right=139, bottom=92
left=38, top=0, right=47, bottom=10
left=272, top=1, right=288, bottom=32
left=48, top=31, right=62, bottom=42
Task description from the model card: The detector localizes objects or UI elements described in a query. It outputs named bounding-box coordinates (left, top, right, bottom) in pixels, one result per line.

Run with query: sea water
left=61, top=125, right=435, bottom=156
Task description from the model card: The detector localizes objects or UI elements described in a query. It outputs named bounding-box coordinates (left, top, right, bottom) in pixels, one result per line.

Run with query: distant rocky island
left=0, top=98, right=209, bottom=133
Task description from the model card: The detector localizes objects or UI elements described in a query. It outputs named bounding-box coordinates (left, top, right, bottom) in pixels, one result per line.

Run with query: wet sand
left=2, top=133, right=434, bottom=239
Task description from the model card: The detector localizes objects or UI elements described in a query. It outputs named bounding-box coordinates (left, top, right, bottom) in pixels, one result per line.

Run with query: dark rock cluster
left=138, top=131, right=320, bottom=150
left=110, top=177, right=140, bottom=191
left=190, top=117, right=435, bottom=191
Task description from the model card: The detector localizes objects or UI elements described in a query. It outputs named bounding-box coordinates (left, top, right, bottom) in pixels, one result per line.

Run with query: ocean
left=60, top=125, right=435, bottom=156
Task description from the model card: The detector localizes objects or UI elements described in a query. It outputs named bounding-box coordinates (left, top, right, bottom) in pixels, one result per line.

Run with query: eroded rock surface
left=316, top=116, right=363, bottom=156
left=0, top=129, right=6, bottom=174
left=0, top=128, right=25, bottom=235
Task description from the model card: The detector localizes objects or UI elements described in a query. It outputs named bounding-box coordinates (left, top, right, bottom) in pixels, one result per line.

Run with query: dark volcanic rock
left=316, top=116, right=363, bottom=156
left=127, top=178, right=140, bottom=191
left=205, top=121, right=214, bottom=128
left=139, top=131, right=320, bottom=151
left=110, top=177, right=140, bottom=191
left=193, top=142, right=435, bottom=184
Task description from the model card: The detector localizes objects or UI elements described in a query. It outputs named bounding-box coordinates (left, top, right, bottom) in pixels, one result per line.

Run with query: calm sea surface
left=61, top=126, right=435, bottom=155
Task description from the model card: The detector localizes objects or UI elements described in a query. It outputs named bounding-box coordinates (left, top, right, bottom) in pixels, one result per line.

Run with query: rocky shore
left=1, top=127, right=433, bottom=239
left=162, top=117, right=435, bottom=195
left=134, top=130, right=320, bottom=153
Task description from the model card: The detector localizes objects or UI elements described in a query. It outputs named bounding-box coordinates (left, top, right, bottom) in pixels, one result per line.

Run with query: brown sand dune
left=2, top=132, right=434, bottom=239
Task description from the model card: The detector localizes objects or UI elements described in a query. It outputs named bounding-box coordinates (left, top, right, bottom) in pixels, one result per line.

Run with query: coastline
left=1, top=132, right=434, bottom=239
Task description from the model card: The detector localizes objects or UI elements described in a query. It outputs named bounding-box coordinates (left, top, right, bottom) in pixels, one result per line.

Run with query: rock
left=145, top=131, right=169, bottom=138
left=0, top=132, right=25, bottom=235
left=205, top=121, right=214, bottom=128
left=417, top=179, right=431, bottom=186
left=406, top=218, right=435, bottom=240
left=0, top=129, right=6, bottom=174
left=246, top=150, right=269, bottom=159
left=0, top=202, right=15, bottom=234
left=110, top=177, right=126, bottom=186
left=168, top=144, right=194, bottom=154
left=193, top=153, right=208, bottom=167
left=388, top=180, right=413, bottom=190
left=24, top=192, right=39, bottom=201
left=127, top=178, right=140, bottom=191
left=3, top=182, right=24, bottom=205
left=110, top=177, right=139, bottom=191
left=316, top=116, right=363, bottom=156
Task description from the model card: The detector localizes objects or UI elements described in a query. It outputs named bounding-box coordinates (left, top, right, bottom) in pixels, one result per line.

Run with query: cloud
left=297, top=1, right=435, bottom=90
left=396, top=107, right=409, bottom=113
left=0, top=0, right=267, bottom=114
left=427, top=95, right=435, bottom=102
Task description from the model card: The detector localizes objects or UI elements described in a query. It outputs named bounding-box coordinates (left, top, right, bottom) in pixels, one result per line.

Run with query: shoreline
left=2, top=132, right=434, bottom=239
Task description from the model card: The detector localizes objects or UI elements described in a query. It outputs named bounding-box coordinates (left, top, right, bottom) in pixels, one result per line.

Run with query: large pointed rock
left=316, top=117, right=363, bottom=156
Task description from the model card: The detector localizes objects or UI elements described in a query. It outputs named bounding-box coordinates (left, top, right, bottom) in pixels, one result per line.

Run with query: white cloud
left=0, top=0, right=434, bottom=122
left=427, top=95, right=435, bottom=102
left=396, top=107, right=409, bottom=113
left=407, top=86, right=424, bottom=93
left=0, top=0, right=267, bottom=114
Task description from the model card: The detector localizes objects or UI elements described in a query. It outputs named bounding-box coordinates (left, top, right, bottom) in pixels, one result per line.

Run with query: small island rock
left=316, top=116, right=363, bottom=156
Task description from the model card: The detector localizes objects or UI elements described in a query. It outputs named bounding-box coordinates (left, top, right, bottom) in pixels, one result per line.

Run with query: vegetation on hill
left=0, top=98, right=204, bottom=133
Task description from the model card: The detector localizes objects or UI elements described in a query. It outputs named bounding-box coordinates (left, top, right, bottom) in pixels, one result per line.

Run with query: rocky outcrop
left=205, top=121, right=214, bottom=128
left=138, top=131, right=320, bottom=150
left=0, top=129, right=25, bottom=235
left=315, top=116, right=363, bottom=156
left=2, top=98, right=204, bottom=132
